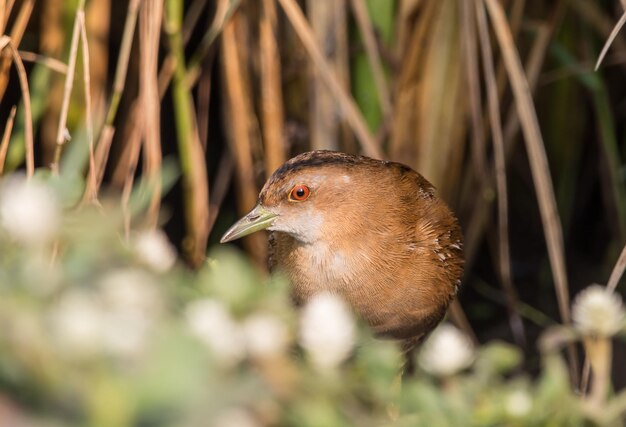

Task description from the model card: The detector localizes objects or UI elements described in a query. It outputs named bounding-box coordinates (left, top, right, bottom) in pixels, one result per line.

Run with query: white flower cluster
left=0, top=176, right=61, bottom=245
left=133, top=229, right=177, bottom=272
left=505, top=389, right=533, bottom=418
left=185, top=292, right=357, bottom=370
left=213, top=408, right=260, bottom=427
left=243, top=313, right=289, bottom=360
left=298, top=292, right=356, bottom=370
left=185, top=298, right=289, bottom=365
left=185, top=299, right=246, bottom=364
left=572, top=284, right=625, bottom=338
left=50, top=268, right=162, bottom=359
left=418, top=323, right=474, bottom=376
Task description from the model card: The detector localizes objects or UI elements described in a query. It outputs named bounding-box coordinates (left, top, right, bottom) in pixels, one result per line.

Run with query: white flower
left=100, top=309, right=152, bottom=358
left=49, top=291, right=105, bottom=357
left=243, top=313, right=289, bottom=359
left=98, top=268, right=162, bottom=357
left=299, top=292, right=355, bottom=370
left=214, top=408, right=260, bottom=427
left=572, top=284, right=625, bottom=337
left=50, top=271, right=163, bottom=360
left=98, top=268, right=162, bottom=313
left=185, top=298, right=245, bottom=364
left=0, top=176, right=60, bottom=244
left=505, top=390, right=532, bottom=418
left=418, top=323, right=474, bottom=376
left=133, top=229, right=177, bottom=272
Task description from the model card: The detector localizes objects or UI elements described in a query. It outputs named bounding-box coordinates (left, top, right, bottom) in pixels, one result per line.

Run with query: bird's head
left=220, top=151, right=375, bottom=244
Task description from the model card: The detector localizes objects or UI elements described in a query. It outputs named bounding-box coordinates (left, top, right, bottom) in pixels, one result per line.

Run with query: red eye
left=289, top=184, right=310, bottom=201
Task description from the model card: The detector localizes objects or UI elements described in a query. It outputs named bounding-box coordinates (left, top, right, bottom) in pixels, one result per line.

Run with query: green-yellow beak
left=220, top=204, right=278, bottom=243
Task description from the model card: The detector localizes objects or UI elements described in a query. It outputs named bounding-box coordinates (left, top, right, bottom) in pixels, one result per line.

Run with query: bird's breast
left=283, top=241, right=356, bottom=301
left=308, top=243, right=350, bottom=276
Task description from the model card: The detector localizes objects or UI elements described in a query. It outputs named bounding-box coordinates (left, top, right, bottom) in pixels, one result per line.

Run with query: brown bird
left=221, top=150, right=463, bottom=348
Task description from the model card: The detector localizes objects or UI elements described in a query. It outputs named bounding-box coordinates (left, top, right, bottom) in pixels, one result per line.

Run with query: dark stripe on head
left=260, top=150, right=433, bottom=202
left=259, top=151, right=371, bottom=204
left=266, top=150, right=376, bottom=187
left=274, top=150, right=365, bottom=174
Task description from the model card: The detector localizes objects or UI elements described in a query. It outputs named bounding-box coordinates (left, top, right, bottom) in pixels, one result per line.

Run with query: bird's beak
left=220, top=204, right=278, bottom=243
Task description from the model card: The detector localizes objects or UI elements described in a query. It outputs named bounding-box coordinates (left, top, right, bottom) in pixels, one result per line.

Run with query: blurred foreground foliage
left=0, top=172, right=625, bottom=426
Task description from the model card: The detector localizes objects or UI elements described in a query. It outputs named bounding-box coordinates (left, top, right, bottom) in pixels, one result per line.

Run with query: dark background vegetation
left=1, top=0, right=625, bottom=390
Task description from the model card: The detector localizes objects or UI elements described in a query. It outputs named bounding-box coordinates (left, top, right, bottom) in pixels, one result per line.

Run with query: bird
left=221, top=150, right=463, bottom=350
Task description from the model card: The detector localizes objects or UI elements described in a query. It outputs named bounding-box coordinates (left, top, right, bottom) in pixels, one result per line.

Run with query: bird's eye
left=289, top=184, right=310, bottom=202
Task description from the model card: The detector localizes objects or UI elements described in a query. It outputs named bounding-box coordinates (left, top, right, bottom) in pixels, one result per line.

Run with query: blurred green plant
left=0, top=171, right=625, bottom=426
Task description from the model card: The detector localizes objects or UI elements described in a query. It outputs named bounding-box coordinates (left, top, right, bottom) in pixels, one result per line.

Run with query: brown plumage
left=221, top=150, right=463, bottom=345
